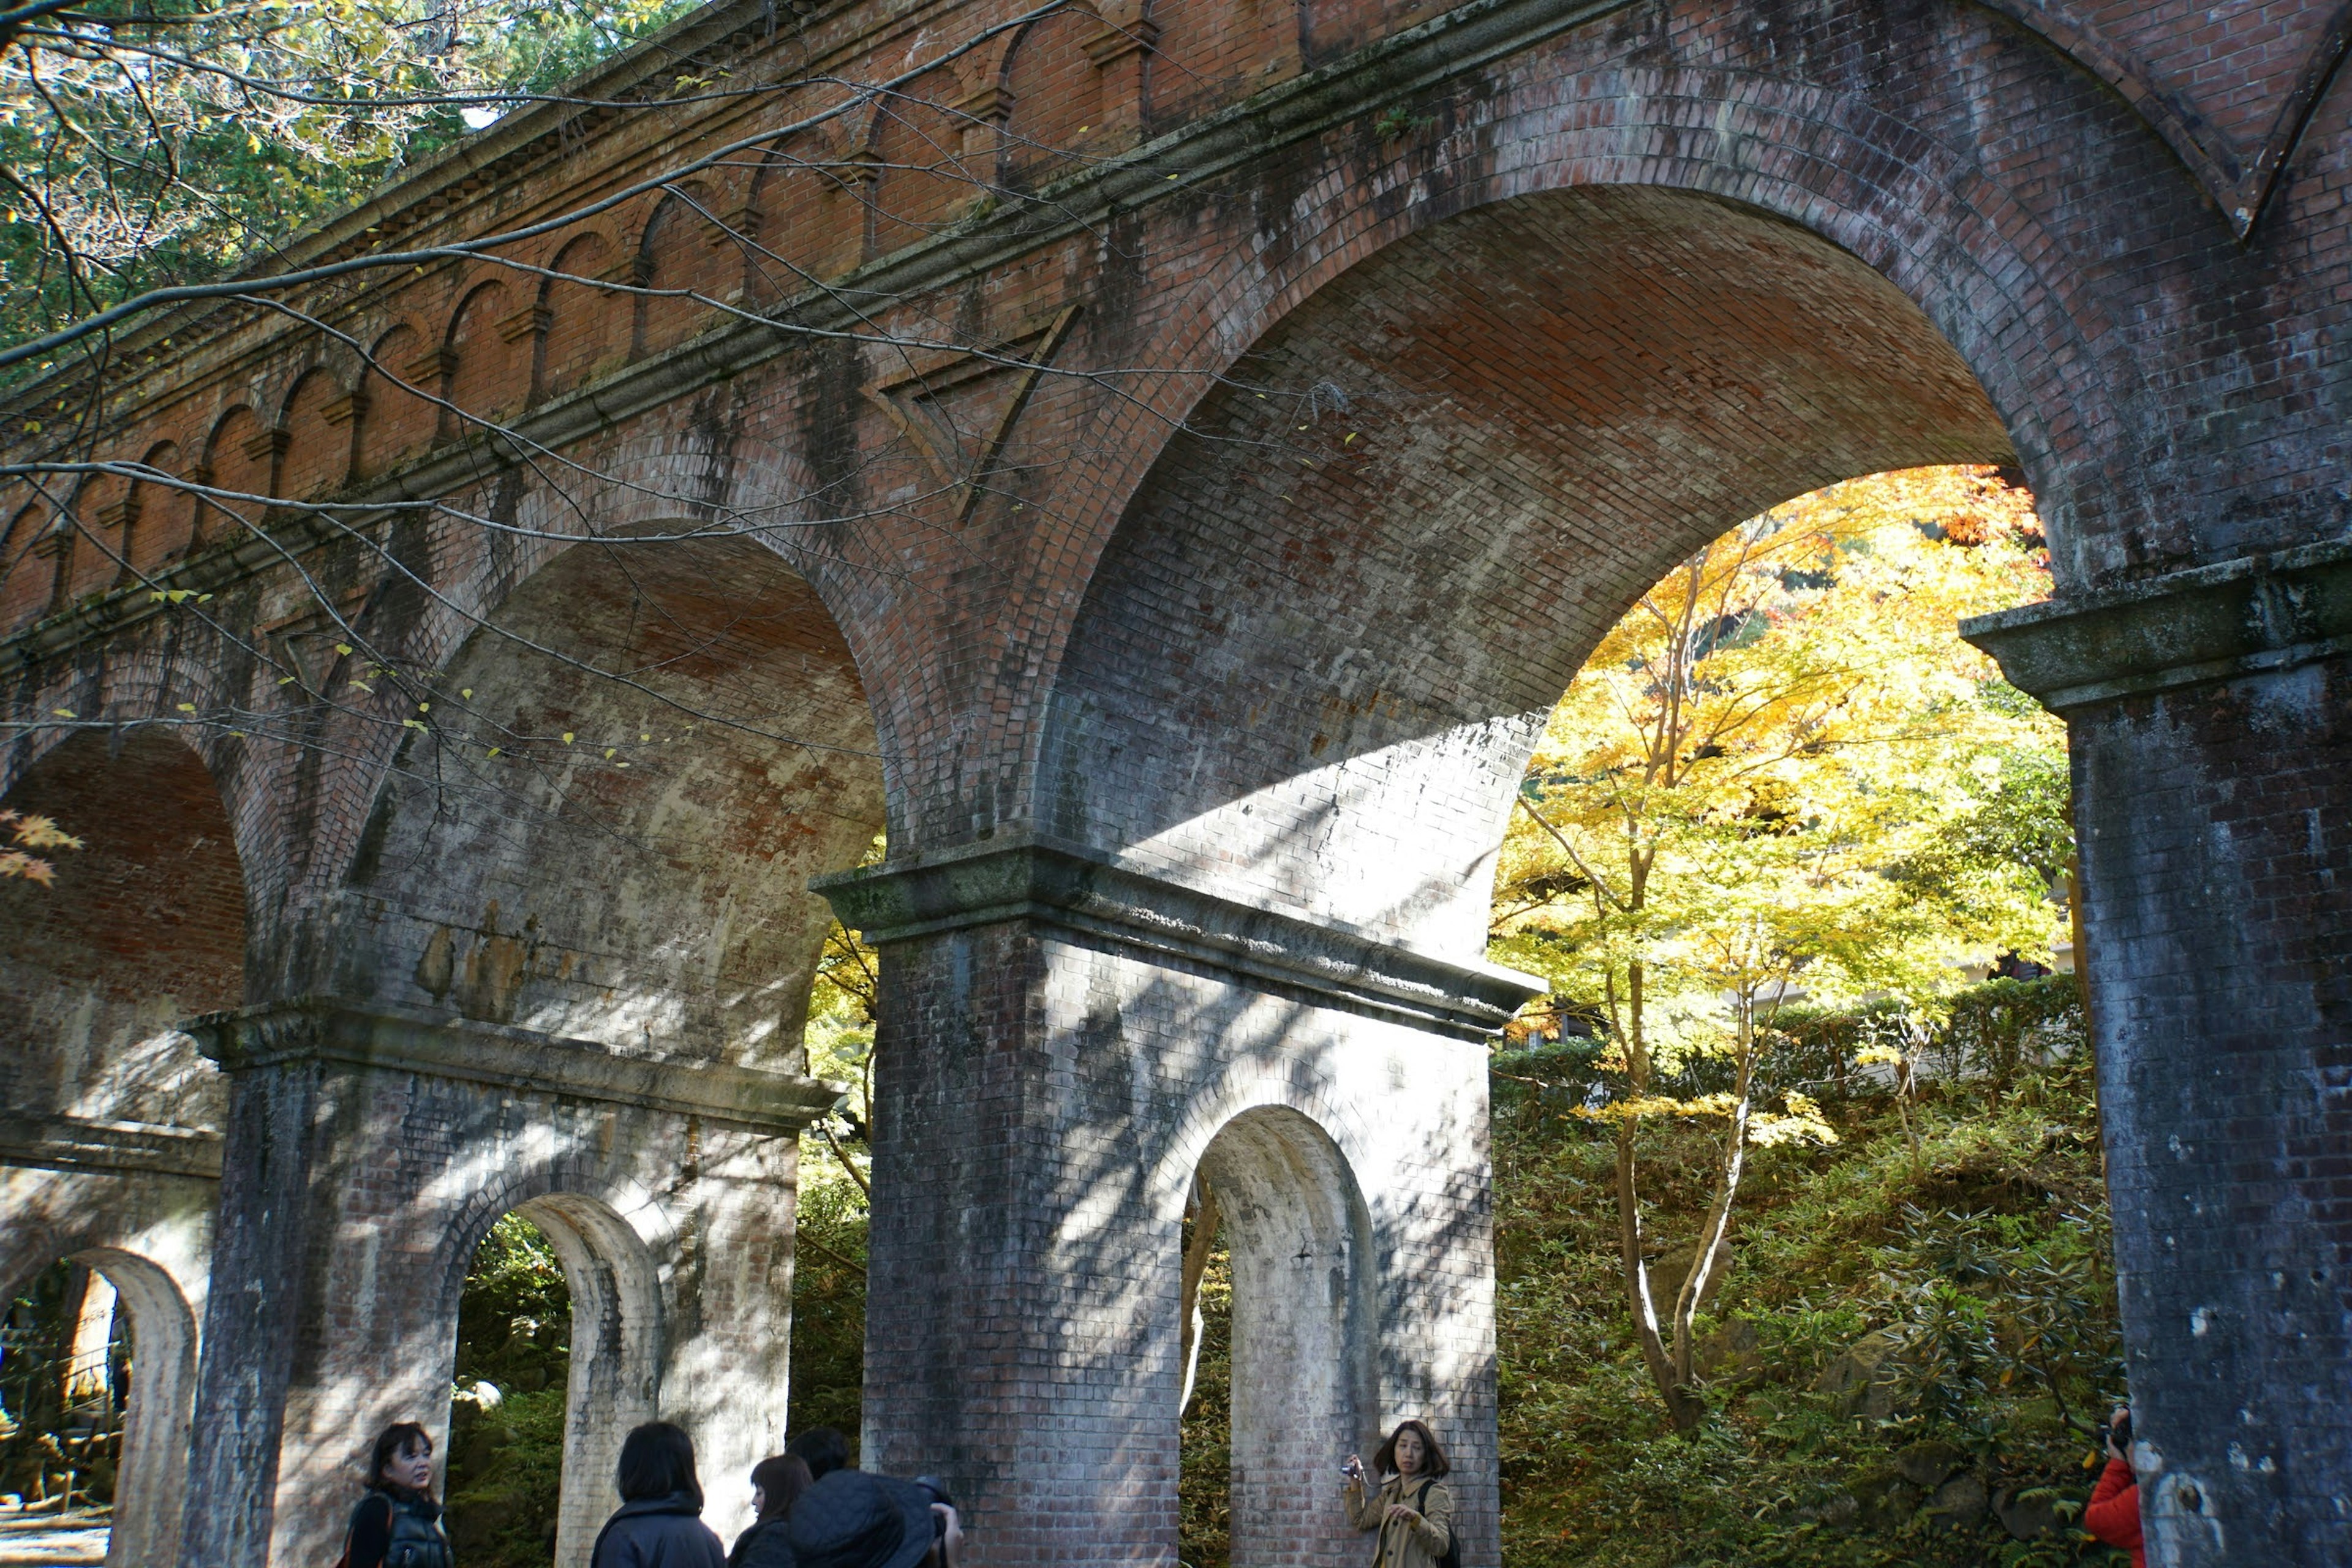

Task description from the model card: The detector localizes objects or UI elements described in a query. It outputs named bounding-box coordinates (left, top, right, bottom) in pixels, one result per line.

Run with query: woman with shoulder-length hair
left=728, top=1453, right=812, bottom=1567
left=341, top=1421, right=453, bottom=1568
left=590, top=1420, right=728, bottom=1568
left=1341, top=1419, right=1456, bottom=1568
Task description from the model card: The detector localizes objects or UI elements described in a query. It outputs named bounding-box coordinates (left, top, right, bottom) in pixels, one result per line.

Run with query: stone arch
left=58, top=467, right=121, bottom=601
left=72, top=1248, right=202, bottom=1568
left=330, top=525, right=886, bottom=1060
left=0, top=497, right=55, bottom=632
left=0, top=1231, right=208, bottom=1568
left=744, top=141, right=860, bottom=303
left=867, top=67, right=982, bottom=257
left=1146, top=0, right=1300, bottom=130
left=127, top=440, right=194, bottom=575
left=1038, top=181, right=2034, bottom=954
left=200, top=404, right=271, bottom=548
left=0, top=727, right=244, bottom=1129
left=356, top=322, right=437, bottom=477
left=1000, top=6, right=1106, bottom=189
left=445, top=279, right=525, bottom=432
left=1186, top=1105, right=1379, bottom=1566
left=633, top=184, right=741, bottom=358
left=435, top=1181, right=668, bottom=1566
left=277, top=364, right=353, bottom=500
left=539, top=230, right=622, bottom=399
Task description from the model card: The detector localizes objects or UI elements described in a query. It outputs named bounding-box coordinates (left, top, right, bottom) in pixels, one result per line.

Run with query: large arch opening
left=1041, top=182, right=2068, bottom=1562
left=0, top=728, right=243, bottom=1127
left=311, top=529, right=887, bottom=1559
left=1038, top=184, right=2017, bottom=959
left=1177, top=1107, right=1376, bottom=1568
left=341, top=528, right=887, bottom=1063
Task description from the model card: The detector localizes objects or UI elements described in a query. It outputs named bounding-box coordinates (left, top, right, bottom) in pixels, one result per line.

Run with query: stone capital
left=184, top=998, right=839, bottom=1134
left=813, top=831, right=1544, bottom=1041
left=1961, top=537, right=2352, bottom=710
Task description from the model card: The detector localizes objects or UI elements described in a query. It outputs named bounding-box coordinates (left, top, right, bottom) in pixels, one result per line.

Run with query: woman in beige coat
left=1341, top=1419, right=1456, bottom=1568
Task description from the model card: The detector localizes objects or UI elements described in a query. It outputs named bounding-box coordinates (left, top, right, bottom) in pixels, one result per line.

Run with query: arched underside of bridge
left=1039, top=184, right=2014, bottom=954
left=177, top=533, right=883, bottom=1568
left=1, top=0, right=2348, bottom=1559
left=835, top=173, right=2351, bottom=1568
left=849, top=181, right=2021, bottom=1565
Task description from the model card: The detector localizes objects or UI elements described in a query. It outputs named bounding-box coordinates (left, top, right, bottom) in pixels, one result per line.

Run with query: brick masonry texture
left=1, top=0, right=2350, bottom=1561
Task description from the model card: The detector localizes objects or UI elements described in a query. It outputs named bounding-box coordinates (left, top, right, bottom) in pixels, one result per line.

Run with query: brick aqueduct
left=2, top=0, right=2350, bottom=1558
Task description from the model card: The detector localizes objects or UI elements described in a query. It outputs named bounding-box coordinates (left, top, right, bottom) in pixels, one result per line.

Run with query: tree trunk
left=1668, top=1006, right=1756, bottom=1411
left=1610, top=958, right=1702, bottom=1430
left=1178, top=1174, right=1219, bottom=1413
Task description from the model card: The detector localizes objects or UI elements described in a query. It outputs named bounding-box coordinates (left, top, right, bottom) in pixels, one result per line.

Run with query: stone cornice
left=2, top=0, right=1652, bottom=668
left=813, top=832, right=1544, bottom=1041
left=184, top=998, right=840, bottom=1134
left=0, top=1114, right=224, bottom=1180
left=1, top=0, right=1640, bottom=469
left=1960, top=537, right=2352, bottom=710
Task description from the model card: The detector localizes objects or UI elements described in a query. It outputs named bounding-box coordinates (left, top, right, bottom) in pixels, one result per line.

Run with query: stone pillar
left=1964, top=539, right=2352, bottom=1568
left=177, top=1001, right=835, bottom=1568
left=817, top=835, right=1539, bottom=1567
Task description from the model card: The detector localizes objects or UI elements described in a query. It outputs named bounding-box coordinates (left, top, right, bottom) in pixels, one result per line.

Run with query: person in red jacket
left=2084, top=1404, right=2146, bottom=1567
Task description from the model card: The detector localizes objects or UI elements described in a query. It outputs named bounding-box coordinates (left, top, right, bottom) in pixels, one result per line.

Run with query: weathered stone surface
left=1926, top=1473, right=1989, bottom=1530
left=0, top=0, right=2346, bottom=1559
left=1817, top=1329, right=1907, bottom=1422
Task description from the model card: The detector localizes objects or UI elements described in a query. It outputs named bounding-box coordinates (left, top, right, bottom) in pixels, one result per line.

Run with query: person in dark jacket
left=590, top=1422, right=728, bottom=1568
left=2084, top=1405, right=2146, bottom=1568
left=784, top=1428, right=850, bottom=1483
left=342, top=1421, right=453, bottom=1568
left=729, top=1454, right=812, bottom=1568
left=787, top=1468, right=960, bottom=1568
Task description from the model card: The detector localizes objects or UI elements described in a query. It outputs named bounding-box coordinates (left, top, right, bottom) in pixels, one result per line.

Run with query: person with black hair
left=783, top=1427, right=851, bottom=1482
left=589, top=1421, right=728, bottom=1568
left=786, top=1469, right=960, bottom=1568
left=729, top=1453, right=812, bottom=1568
left=1341, top=1419, right=1457, bottom=1568
left=339, top=1422, right=453, bottom=1568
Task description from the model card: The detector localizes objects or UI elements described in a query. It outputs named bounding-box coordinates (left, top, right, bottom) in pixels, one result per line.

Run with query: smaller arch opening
left=1177, top=1107, right=1376, bottom=1568
left=0, top=1248, right=198, bottom=1568
left=443, top=1196, right=661, bottom=1568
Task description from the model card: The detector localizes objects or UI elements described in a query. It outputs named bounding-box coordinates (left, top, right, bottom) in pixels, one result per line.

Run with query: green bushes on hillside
left=1494, top=979, right=2128, bottom=1566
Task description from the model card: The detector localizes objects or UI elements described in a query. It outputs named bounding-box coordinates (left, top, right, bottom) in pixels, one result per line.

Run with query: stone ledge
left=183, top=998, right=840, bottom=1134
left=0, top=1114, right=224, bottom=1180
left=813, top=832, right=1544, bottom=1042
left=1961, top=537, right=2352, bottom=709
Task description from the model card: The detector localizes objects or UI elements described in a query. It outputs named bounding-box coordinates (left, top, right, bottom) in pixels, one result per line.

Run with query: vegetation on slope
left=1492, top=980, right=2128, bottom=1567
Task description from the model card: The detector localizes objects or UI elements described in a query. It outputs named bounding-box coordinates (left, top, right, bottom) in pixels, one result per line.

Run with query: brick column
left=176, top=1001, right=834, bottom=1568
left=818, top=835, right=1539, bottom=1567
left=1966, top=540, right=2352, bottom=1568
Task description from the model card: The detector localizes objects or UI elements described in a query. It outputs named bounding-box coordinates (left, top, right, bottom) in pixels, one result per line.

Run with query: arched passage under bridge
left=826, top=181, right=2033, bottom=1564
left=178, top=530, right=886, bottom=1568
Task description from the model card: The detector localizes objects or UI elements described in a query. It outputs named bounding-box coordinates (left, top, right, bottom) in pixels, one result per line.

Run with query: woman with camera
left=1341, top=1420, right=1456, bottom=1568
left=2084, top=1405, right=2145, bottom=1568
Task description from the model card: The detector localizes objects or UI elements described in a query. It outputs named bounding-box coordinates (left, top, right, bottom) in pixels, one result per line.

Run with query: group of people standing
left=339, top=1419, right=960, bottom=1568
left=339, top=1413, right=1460, bottom=1568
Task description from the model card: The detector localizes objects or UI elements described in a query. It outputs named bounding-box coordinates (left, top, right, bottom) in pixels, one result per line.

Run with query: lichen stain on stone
left=452, top=900, right=537, bottom=1024
left=415, top=925, right=456, bottom=1004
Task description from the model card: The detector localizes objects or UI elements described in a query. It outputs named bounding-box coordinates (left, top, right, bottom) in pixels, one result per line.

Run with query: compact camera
left=2095, top=1411, right=2132, bottom=1456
